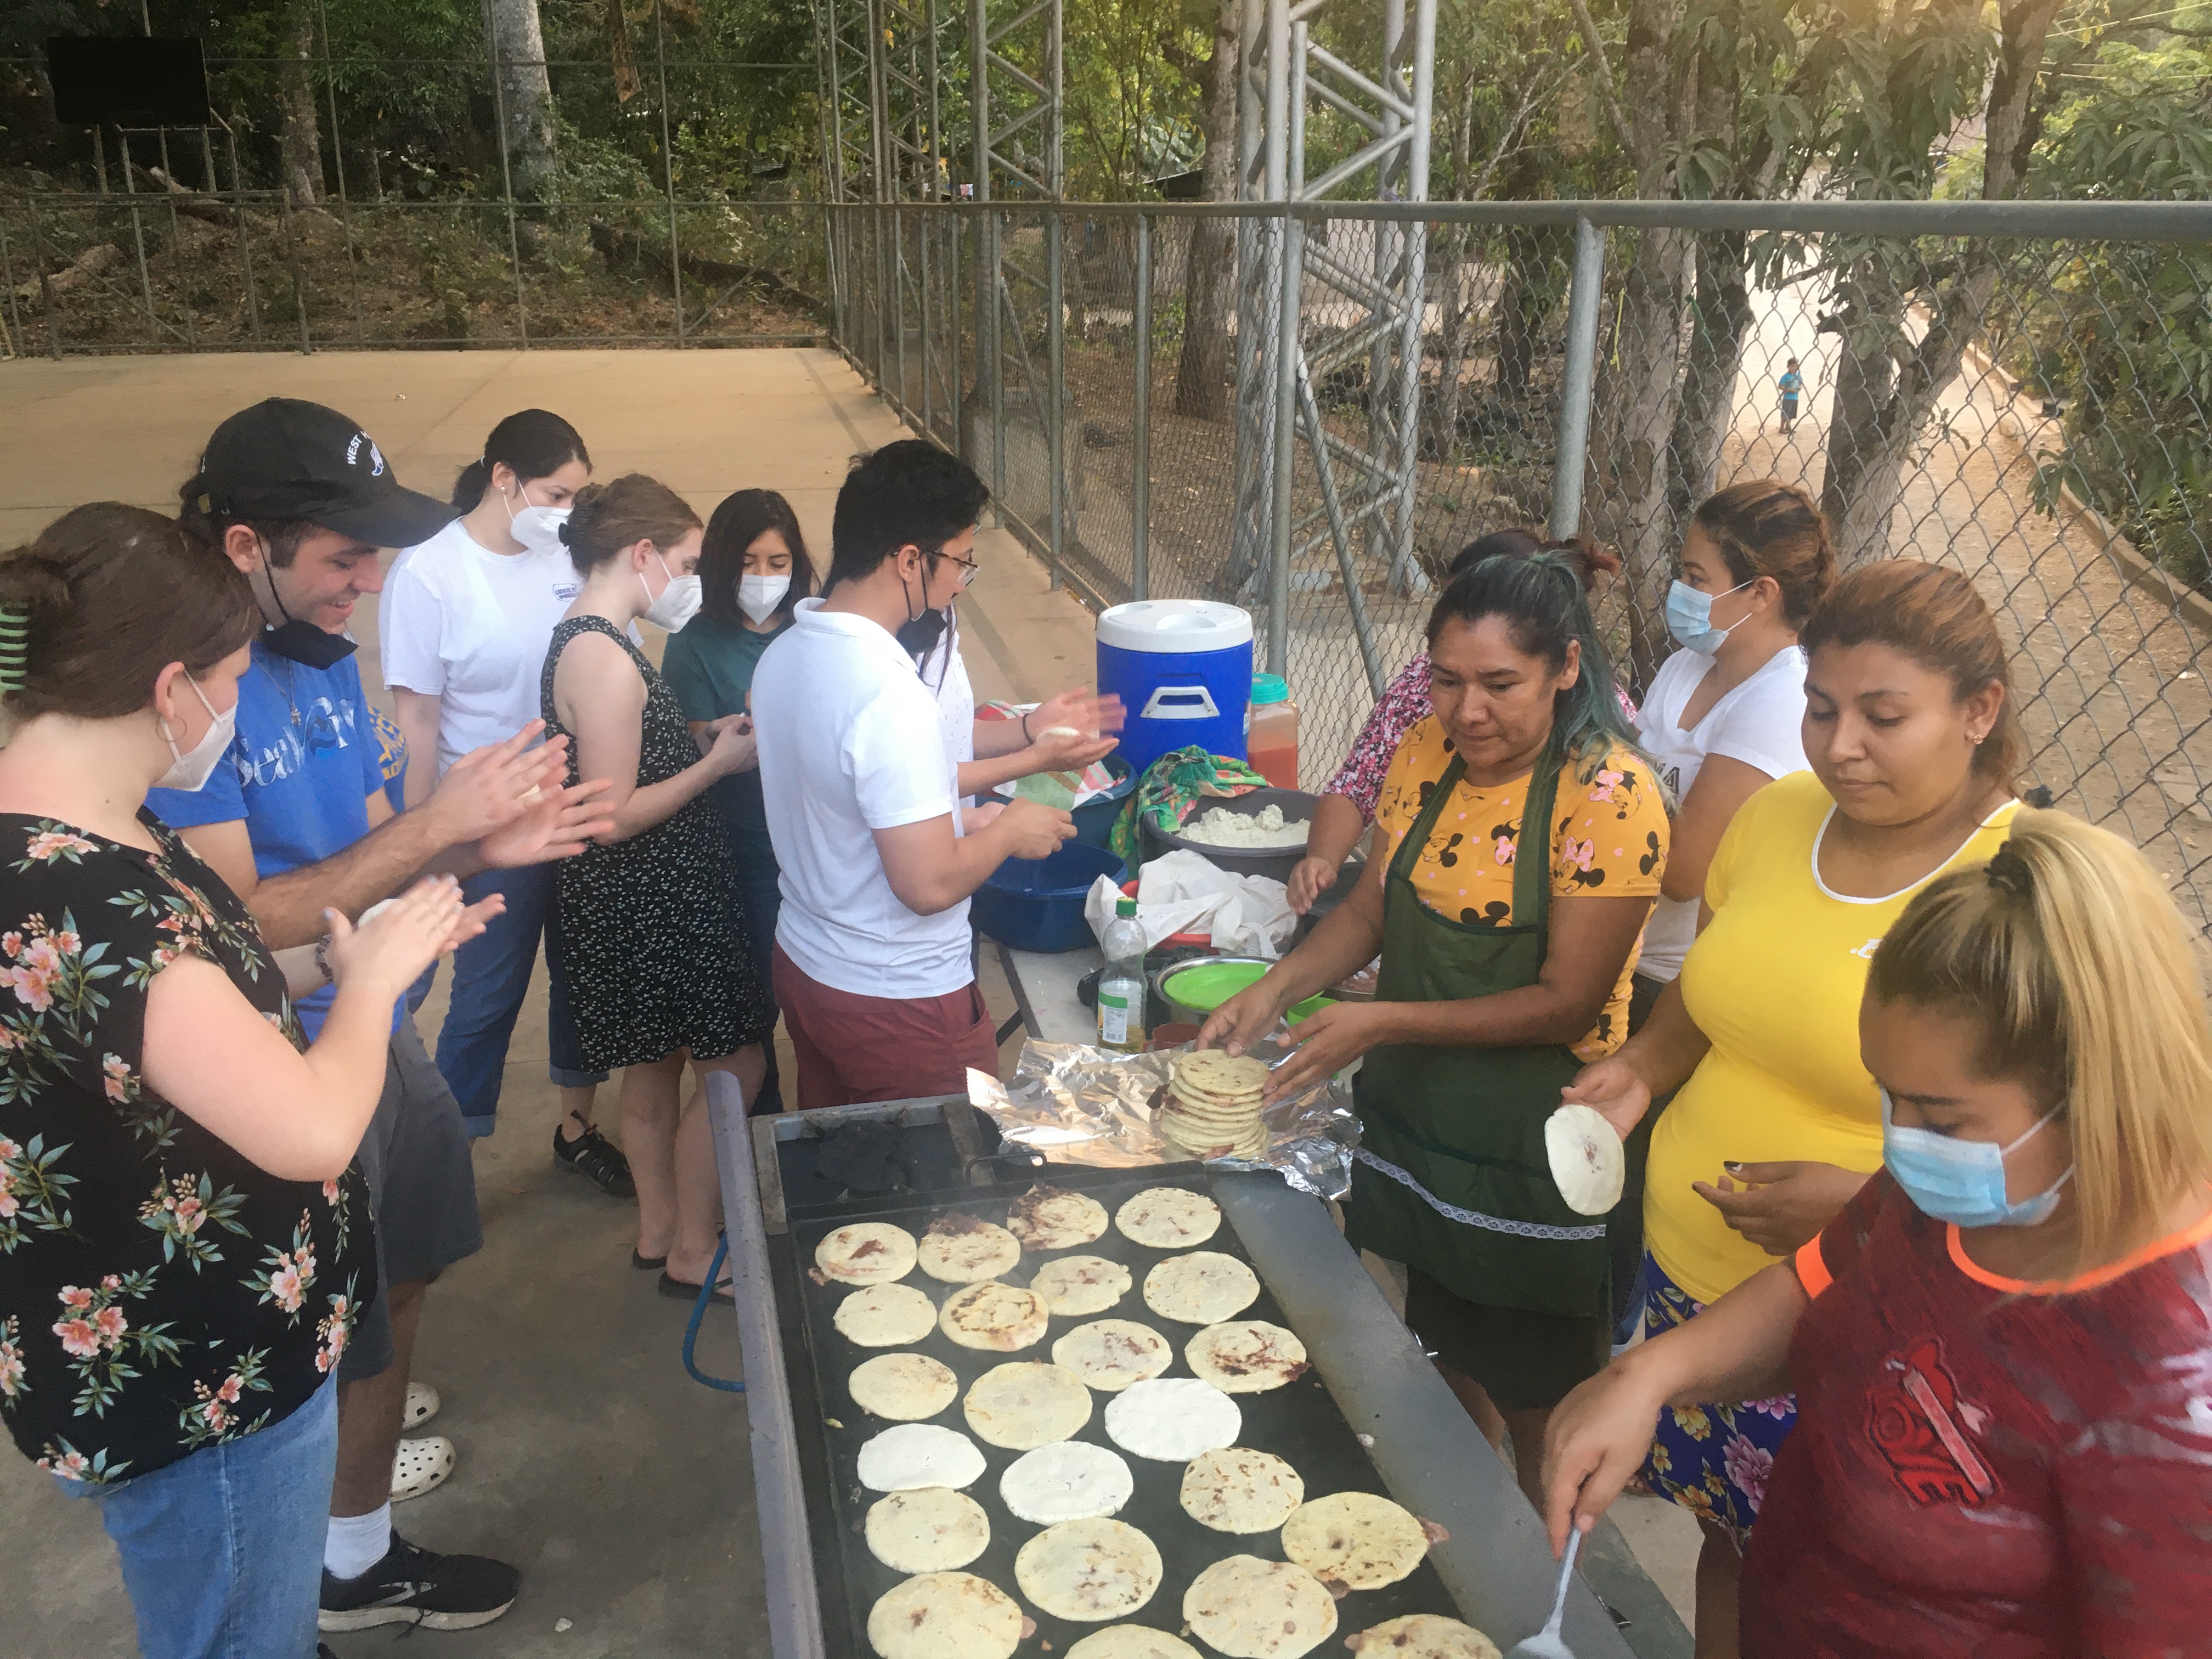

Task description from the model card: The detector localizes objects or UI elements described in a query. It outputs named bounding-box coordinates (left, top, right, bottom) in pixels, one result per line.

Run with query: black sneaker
left=318, top=1533, right=520, bottom=1631
left=554, top=1121, right=635, bottom=1198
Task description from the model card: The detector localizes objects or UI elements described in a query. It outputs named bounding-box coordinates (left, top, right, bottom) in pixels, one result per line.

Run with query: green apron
left=1344, top=751, right=1610, bottom=1319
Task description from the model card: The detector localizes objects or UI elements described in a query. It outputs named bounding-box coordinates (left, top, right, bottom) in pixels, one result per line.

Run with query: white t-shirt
left=377, top=518, right=584, bottom=777
left=754, top=599, right=970, bottom=1000
left=1633, top=644, right=1811, bottom=983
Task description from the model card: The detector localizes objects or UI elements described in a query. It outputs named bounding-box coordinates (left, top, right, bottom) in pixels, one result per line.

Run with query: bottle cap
left=1116, top=898, right=1137, bottom=918
left=1250, top=673, right=1290, bottom=705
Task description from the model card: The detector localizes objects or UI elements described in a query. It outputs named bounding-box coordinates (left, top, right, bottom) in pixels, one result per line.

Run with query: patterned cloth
left=1745, top=1173, right=2212, bottom=1656
left=0, top=812, right=373, bottom=1485
left=1107, top=744, right=1269, bottom=867
left=1370, top=720, right=1667, bottom=1059
left=1322, top=650, right=1641, bottom=823
left=541, top=616, right=773, bottom=1071
left=1631, top=1250, right=1798, bottom=1549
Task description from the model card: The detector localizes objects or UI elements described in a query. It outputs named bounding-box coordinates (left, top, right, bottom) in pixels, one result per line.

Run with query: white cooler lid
left=1096, top=599, right=1254, bottom=654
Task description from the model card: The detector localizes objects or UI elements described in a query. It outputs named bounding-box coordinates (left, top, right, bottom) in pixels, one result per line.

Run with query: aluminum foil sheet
left=967, top=1036, right=1357, bottom=1199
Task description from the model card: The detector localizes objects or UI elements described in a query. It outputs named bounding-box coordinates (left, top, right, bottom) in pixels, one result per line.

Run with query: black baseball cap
left=188, top=398, right=456, bottom=549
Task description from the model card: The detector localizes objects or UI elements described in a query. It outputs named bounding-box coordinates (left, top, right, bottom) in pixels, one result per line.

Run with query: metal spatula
left=1506, top=1526, right=1583, bottom=1659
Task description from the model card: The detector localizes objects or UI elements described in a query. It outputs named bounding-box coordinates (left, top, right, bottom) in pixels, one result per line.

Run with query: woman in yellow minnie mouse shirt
left=1200, top=548, right=1667, bottom=1504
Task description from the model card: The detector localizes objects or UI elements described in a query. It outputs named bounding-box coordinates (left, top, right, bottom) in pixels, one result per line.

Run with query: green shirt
left=661, top=610, right=789, bottom=865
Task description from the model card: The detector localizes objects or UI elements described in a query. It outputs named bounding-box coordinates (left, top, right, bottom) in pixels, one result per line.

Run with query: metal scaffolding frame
left=969, top=0, right=1066, bottom=576
left=1232, top=0, right=1436, bottom=683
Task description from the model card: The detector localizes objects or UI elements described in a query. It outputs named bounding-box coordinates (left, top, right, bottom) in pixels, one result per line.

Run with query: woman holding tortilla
left=1199, top=548, right=1668, bottom=1503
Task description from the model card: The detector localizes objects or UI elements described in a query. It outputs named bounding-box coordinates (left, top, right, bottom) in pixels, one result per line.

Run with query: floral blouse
left=1324, top=649, right=1641, bottom=823
left=0, top=812, right=372, bottom=1485
left=1372, top=720, right=1668, bottom=1059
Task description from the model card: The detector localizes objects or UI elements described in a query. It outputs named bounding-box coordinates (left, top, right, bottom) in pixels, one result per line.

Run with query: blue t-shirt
left=1779, top=370, right=1804, bottom=398
left=661, top=612, right=788, bottom=868
left=149, top=641, right=388, bottom=1036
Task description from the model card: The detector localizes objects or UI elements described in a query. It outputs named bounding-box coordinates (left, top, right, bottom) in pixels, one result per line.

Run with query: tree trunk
left=1817, top=0, right=2065, bottom=559
left=1172, top=0, right=1239, bottom=420
left=1589, top=224, right=1690, bottom=690
left=1665, top=229, right=1754, bottom=531
left=277, top=0, right=323, bottom=206
left=1423, top=223, right=1476, bottom=460
left=484, top=0, right=557, bottom=201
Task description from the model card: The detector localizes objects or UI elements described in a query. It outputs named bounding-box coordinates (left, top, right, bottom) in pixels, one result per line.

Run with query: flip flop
left=658, top=1270, right=733, bottom=1306
left=632, top=1250, right=668, bottom=1271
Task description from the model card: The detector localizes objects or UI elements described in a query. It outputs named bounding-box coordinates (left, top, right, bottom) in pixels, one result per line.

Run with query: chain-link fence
left=830, top=199, right=2212, bottom=930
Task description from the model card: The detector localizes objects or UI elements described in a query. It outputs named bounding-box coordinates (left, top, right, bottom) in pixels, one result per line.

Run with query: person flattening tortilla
left=1197, top=547, right=1669, bottom=1506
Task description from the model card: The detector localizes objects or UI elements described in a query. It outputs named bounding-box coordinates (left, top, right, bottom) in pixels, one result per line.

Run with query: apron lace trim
left=1354, top=1146, right=1607, bottom=1242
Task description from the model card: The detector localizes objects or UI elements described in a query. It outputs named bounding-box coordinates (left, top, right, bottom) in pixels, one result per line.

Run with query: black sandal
left=554, top=1122, right=637, bottom=1199
left=658, top=1270, right=734, bottom=1306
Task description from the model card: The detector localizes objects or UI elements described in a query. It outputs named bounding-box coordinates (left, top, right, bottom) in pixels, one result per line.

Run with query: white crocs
left=390, top=1435, right=455, bottom=1504
left=403, top=1381, right=441, bottom=1430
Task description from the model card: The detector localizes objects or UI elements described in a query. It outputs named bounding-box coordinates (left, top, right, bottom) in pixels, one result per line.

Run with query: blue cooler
left=1096, top=600, right=1255, bottom=778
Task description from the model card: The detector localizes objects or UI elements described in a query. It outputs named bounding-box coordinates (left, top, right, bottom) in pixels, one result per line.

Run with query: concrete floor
left=0, top=345, right=1699, bottom=1652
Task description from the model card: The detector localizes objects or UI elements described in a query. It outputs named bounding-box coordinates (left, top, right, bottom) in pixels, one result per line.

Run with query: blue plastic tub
left=972, top=842, right=1128, bottom=953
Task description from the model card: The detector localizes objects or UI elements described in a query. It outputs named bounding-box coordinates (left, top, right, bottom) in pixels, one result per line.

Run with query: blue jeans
left=437, top=864, right=606, bottom=1138
left=732, top=837, right=783, bottom=1115
left=62, top=1374, right=338, bottom=1659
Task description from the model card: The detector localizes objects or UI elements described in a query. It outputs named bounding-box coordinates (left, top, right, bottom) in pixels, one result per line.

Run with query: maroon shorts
left=771, top=944, right=1002, bottom=1111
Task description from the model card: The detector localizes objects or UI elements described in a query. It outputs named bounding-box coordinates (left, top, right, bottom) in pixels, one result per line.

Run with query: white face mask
left=738, top=573, right=791, bottom=625
left=505, top=490, right=571, bottom=560
left=155, top=675, right=236, bottom=793
left=640, top=551, right=703, bottom=632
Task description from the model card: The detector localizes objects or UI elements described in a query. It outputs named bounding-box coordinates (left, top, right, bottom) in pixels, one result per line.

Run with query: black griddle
left=777, top=1160, right=1463, bottom=1657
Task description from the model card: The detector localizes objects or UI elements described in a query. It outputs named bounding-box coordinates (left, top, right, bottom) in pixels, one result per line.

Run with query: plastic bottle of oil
left=1096, top=898, right=1148, bottom=1052
left=1248, top=674, right=1300, bottom=789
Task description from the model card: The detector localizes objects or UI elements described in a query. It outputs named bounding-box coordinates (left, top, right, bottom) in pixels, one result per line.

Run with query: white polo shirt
left=377, top=518, right=584, bottom=777
left=754, top=598, right=970, bottom=999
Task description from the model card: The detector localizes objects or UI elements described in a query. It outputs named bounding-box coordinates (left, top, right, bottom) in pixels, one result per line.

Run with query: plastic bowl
left=972, top=842, right=1128, bottom=953
left=1144, top=786, right=1322, bottom=883
left=1154, top=956, right=1336, bottom=1026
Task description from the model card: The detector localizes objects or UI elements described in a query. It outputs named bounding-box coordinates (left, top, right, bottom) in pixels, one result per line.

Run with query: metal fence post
left=479, top=0, right=531, bottom=345
left=1268, top=211, right=1303, bottom=674
left=1549, top=216, right=1606, bottom=540
left=1046, top=206, right=1066, bottom=587
left=1131, top=210, right=1152, bottom=600
left=653, top=0, right=686, bottom=345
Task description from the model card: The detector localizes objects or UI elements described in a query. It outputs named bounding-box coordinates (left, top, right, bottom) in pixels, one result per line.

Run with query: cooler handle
left=1140, top=684, right=1221, bottom=720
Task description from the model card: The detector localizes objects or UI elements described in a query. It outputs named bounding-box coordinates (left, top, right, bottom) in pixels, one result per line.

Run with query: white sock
left=325, top=1502, right=393, bottom=1581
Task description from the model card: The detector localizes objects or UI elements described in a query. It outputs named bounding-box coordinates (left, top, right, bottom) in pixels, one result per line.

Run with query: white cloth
left=1633, top=644, right=1811, bottom=982
left=918, top=610, right=976, bottom=837
left=1082, top=850, right=1297, bottom=960
left=754, top=598, right=970, bottom=1000
left=377, top=518, right=584, bottom=777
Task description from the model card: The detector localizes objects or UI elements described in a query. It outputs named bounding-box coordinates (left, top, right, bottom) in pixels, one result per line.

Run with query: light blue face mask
left=1663, top=578, right=1753, bottom=656
left=1881, top=1088, right=2074, bottom=1228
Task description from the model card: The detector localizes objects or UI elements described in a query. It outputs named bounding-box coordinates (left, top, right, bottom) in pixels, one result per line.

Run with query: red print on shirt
left=1866, top=1336, right=1995, bottom=1506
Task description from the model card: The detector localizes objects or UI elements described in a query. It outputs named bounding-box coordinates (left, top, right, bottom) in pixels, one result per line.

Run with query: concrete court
left=0, top=345, right=1698, bottom=1652
left=0, top=346, right=1099, bottom=1657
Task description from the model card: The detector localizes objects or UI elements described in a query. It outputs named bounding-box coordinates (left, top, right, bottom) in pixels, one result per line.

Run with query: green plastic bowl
left=1156, top=958, right=1335, bottom=1026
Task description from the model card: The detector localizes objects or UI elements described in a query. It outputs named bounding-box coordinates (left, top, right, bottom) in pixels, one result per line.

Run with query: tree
left=484, top=0, right=557, bottom=201
left=1171, top=0, right=1239, bottom=419
left=278, top=0, right=324, bottom=204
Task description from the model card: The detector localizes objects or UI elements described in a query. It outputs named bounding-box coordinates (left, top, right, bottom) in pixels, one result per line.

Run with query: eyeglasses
left=935, top=550, right=981, bottom=588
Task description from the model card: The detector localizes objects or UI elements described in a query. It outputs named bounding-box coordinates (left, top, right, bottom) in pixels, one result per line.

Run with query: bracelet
left=314, top=935, right=334, bottom=984
left=1020, top=710, right=1033, bottom=744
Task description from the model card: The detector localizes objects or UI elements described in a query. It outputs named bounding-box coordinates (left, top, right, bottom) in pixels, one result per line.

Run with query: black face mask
left=257, top=554, right=358, bottom=669
left=896, top=606, right=949, bottom=662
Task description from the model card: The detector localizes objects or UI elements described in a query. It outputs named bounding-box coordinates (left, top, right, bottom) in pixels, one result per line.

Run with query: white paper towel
left=1083, top=849, right=1297, bottom=959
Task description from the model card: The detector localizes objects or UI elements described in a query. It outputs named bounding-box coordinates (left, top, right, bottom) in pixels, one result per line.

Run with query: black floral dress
left=0, top=812, right=373, bottom=1485
left=541, top=616, right=771, bottom=1071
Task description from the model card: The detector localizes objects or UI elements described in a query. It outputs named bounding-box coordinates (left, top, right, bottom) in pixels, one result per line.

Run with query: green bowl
left=1156, top=958, right=1335, bottom=1026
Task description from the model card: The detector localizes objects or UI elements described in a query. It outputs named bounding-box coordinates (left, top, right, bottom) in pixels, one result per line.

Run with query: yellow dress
left=1372, top=718, right=1669, bottom=1060
left=1643, top=771, right=2017, bottom=1305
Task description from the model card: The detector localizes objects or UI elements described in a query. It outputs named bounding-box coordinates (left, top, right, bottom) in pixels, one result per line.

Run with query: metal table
left=709, top=1074, right=1689, bottom=1658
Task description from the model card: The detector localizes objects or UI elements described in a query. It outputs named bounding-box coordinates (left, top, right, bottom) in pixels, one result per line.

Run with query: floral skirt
left=1631, top=1251, right=1797, bottom=1550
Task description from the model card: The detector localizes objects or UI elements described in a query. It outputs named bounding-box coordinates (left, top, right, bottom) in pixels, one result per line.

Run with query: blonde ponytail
left=1868, top=808, right=2212, bottom=1277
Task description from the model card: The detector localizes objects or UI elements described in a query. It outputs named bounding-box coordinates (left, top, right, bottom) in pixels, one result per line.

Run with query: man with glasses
left=750, top=442, right=1110, bottom=1107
